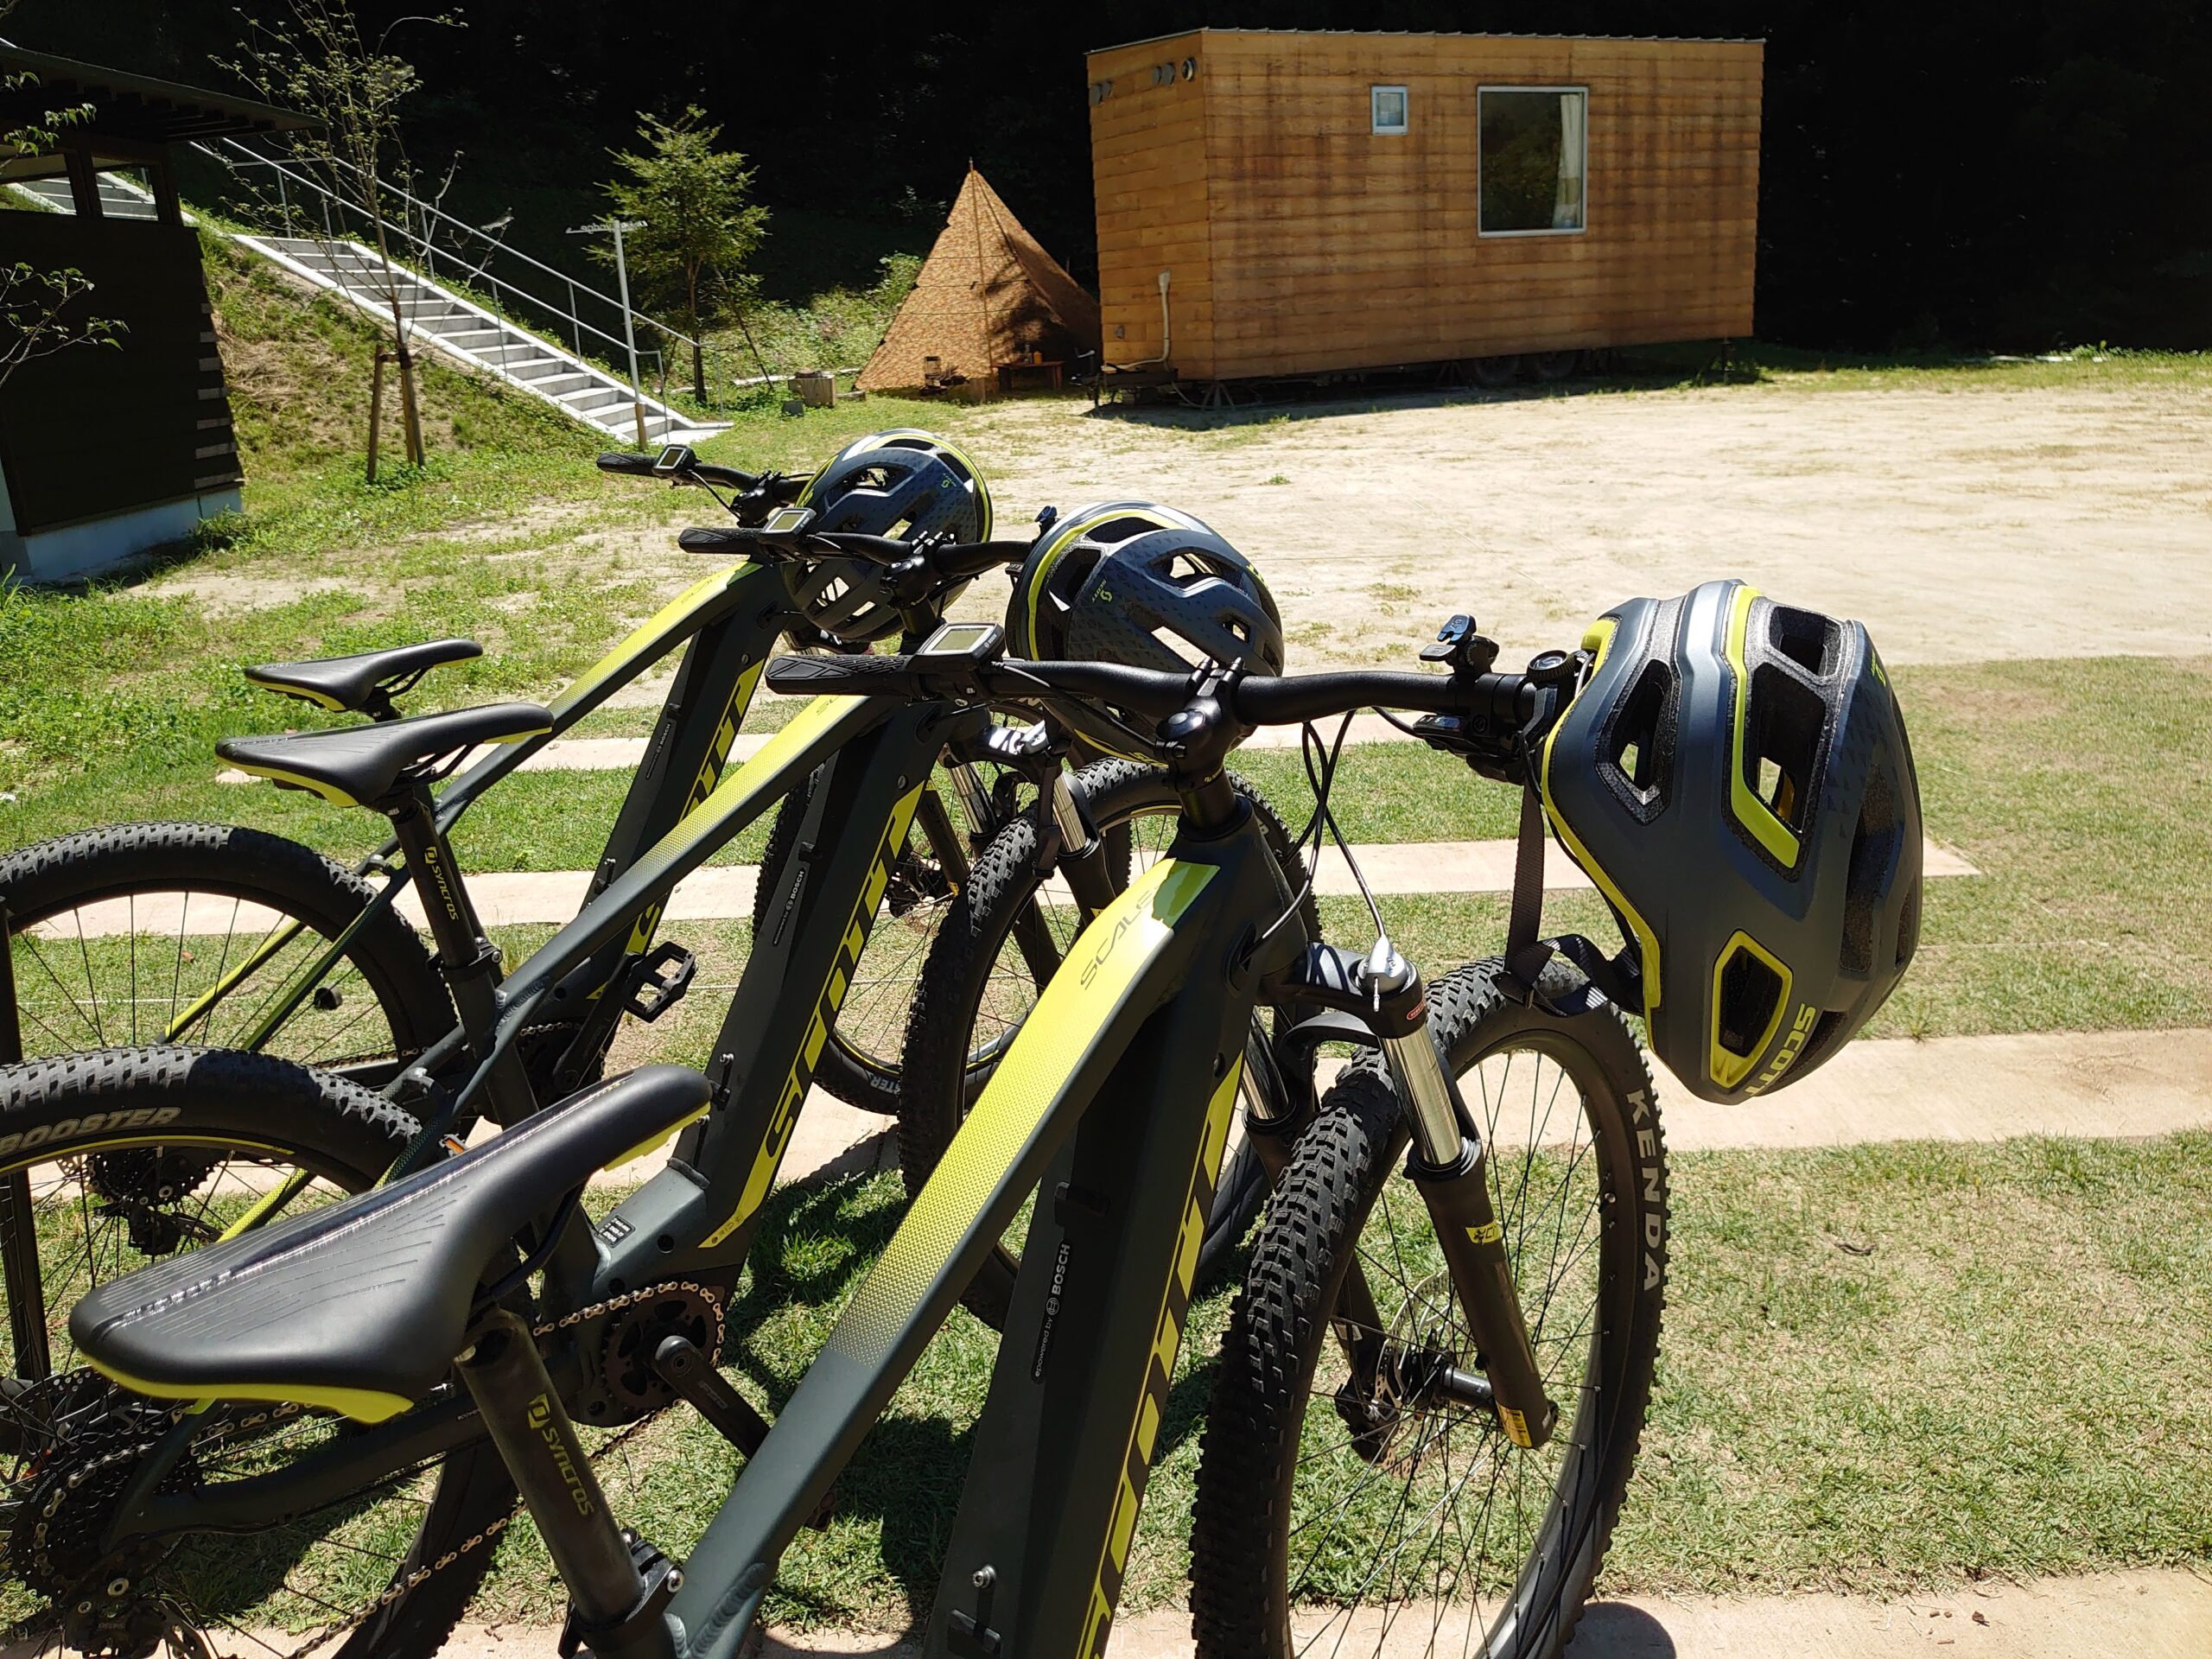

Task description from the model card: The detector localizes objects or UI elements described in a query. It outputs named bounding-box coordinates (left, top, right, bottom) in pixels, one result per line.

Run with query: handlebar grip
left=677, top=526, right=760, bottom=555
left=765, top=653, right=931, bottom=698
left=596, top=451, right=658, bottom=477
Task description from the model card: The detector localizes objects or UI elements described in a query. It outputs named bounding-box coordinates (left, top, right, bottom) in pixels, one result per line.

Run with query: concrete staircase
left=235, top=233, right=721, bottom=445
left=9, top=171, right=165, bottom=219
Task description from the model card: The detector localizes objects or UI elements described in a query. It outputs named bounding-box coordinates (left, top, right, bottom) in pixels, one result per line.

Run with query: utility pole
left=569, top=217, right=650, bottom=448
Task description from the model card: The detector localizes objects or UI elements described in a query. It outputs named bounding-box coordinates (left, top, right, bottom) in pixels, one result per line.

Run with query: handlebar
left=595, top=451, right=807, bottom=503
left=677, top=524, right=1033, bottom=579
left=763, top=653, right=1538, bottom=733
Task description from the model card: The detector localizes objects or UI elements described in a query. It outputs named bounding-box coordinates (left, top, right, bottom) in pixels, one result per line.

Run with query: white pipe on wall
left=1119, top=269, right=1173, bottom=367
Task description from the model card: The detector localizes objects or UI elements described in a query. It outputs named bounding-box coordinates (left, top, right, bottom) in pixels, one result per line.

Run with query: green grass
left=461, top=1128, right=2212, bottom=1626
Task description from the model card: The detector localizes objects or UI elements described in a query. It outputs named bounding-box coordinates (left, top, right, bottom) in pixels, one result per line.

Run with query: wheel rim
left=7, top=888, right=410, bottom=1071
left=1274, top=1036, right=1632, bottom=1658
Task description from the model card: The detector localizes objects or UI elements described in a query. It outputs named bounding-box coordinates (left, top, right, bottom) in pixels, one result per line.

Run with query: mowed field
left=5, top=347, right=2211, bottom=1648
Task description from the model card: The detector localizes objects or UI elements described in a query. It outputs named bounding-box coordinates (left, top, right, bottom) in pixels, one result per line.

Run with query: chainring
left=596, top=1285, right=726, bottom=1419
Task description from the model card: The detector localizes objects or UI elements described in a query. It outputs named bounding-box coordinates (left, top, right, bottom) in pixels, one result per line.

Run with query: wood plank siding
left=1085, top=30, right=1762, bottom=382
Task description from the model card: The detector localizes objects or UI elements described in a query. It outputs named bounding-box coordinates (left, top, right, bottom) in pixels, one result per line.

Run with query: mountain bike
left=0, top=461, right=1147, bottom=1396
left=41, top=620, right=1660, bottom=1659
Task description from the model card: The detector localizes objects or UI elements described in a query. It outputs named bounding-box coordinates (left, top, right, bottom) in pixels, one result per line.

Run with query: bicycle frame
left=108, top=771, right=1303, bottom=1659
left=158, top=560, right=788, bottom=1076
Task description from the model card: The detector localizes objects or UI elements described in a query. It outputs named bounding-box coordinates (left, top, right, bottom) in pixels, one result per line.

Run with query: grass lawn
left=457, top=1128, right=2212, bottom=1627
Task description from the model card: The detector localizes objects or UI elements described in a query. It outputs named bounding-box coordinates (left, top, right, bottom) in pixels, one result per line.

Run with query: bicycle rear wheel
left=0, top=1046, right=514, bottom=1659
left=1191, top=960, right=1668, bottom=1659
left=1, top=823, right=453, bottom=1077
left=753, top=752, right=1027, bottom=1114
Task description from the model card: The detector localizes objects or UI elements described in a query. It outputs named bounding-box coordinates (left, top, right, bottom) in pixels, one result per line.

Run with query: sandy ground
left=938, top=380, right=2212, bottom=670
left=160, top=376, right=2212, bottom=672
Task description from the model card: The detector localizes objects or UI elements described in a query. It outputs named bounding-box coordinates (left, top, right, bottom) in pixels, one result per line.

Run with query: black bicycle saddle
left=245, top=639, right=483, bottom=716
left=70, top=1065, right=710, bottom=1422
left=216, top=702, right=551, bottom=807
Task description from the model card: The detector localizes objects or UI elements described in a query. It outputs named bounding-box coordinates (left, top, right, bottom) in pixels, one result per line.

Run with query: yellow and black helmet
left=790, top=429, right=992, bottom=644
left=1006, top=501, right=1285, bottom=755
left=1541, top=580, right=1923, bottom=1103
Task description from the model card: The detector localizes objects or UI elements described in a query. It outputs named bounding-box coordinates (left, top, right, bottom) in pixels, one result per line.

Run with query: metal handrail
left=200, top=137, right=706, bottom=381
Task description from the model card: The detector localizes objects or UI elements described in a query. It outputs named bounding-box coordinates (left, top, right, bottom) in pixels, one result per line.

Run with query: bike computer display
left=914, top=620, right=1004, bottom=661
left=764, top=505, right=816, bottom=535
left=652, top=444, right=696, bottom=476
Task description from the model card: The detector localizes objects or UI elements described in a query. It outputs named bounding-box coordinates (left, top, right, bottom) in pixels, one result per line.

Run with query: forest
left=6, top=0, right=2209, bottom=351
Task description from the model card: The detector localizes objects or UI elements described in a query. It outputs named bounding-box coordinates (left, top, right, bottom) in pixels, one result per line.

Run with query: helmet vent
left=1839, top=761, right=1903, bottom=977
left=1743, top=664, right=1826, bottom=836
left=1601, top=659, right=1675, bottom=815
left=1767, top=606, right=1840, bottom=677
left=1716, top=943, right=1785, bottom=1061
left=1091, top=516, right=1157, bottom=543
left=1147, top=624, right=1202, bottom=668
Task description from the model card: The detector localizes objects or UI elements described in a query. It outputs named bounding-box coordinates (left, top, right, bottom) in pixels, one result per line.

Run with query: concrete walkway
left=611, top=1025, right=2212, bottom=1196
left=33, top=839, right=1977, bottom=938
left=431, top=1568, right=2212, bottom=1659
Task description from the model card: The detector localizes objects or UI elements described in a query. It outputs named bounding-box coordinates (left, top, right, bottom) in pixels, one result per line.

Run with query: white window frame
left=1370, top=84, right=1409, bottom=136
left=1476, top=85, right=1589, bottom=238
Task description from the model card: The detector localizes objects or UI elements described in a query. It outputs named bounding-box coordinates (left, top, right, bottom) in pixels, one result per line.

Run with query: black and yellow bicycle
left=0, top=619, right=1669, bottom=1659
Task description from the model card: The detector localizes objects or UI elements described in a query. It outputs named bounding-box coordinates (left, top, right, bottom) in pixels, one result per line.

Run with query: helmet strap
left=1500, top=778, right=1557, bottom=1001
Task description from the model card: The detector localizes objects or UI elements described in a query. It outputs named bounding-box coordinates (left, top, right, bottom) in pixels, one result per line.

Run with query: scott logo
left=1745, top=1003, right=1819, bottom=1096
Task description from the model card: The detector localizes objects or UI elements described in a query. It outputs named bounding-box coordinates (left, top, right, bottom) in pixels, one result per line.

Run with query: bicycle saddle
left=216, top=702, right=551, bottom=807
left=245, top=639, right=483, bottom=716
left=70, top=1065, right=710, bottom=1424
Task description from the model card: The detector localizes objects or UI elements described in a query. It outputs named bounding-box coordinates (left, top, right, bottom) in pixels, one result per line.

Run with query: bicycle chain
left=27, top=1280, right=725, bottom=1659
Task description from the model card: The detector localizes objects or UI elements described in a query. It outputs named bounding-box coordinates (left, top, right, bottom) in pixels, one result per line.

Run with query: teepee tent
left=855, top=168, right=1101, bottom=395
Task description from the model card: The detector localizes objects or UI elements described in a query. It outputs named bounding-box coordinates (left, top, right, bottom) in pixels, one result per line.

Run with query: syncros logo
left=1078, top=1059, right=1241, bottom=1659
left=0, top=1107, right=182, bottom=1158
left=418, top=843, right=465, bottom=926
left=623, top=664, right=762, bottom=957
left=1628, top=1087, right=1666, bottom=1290
left=1745, top=1003, right=1819, bottom=1097
left=702, top=782, right=924, bottom=1249
left=526, top=1394, right=595, bottom=1516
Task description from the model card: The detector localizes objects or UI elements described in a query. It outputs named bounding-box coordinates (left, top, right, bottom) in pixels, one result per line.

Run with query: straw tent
left=855, top=168, right=1101, bottom=395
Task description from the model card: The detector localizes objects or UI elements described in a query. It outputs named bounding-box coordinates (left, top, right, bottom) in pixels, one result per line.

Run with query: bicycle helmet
left=789, top=429, right=993, bottom=645
left=1541, top=579, right=1923, bottom=1104
left=1006, top=501, right=1285, bottom=755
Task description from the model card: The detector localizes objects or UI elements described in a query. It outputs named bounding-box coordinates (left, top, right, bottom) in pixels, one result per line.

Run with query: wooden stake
left=366, top=347, right=389, bottom=483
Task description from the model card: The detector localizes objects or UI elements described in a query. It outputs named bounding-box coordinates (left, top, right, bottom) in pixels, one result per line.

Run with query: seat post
left=384, top=785, right=543, bottom=1123
left=457, top=1310, right=654, bottom=1630
left=385, top=785, right=501, bottom=1024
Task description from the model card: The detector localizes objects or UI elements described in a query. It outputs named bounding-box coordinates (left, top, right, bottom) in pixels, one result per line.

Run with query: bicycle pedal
left=622, top=943, right=697, bottom=1022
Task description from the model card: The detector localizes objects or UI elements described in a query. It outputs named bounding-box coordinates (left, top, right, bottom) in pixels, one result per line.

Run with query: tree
left=229, top=0, right=459, bottom=470
left=0, top=0, right=124, bottom=387
left=599, top=108, right=768, bottom=402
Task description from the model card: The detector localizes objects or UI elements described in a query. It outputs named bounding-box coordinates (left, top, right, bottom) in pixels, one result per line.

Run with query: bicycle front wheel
left=1, top=823, right=454, bottom=1077
left=1191, top=959, right=1669, bottom=1659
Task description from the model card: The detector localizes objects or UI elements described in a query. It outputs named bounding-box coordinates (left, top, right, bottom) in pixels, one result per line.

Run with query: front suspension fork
left=1380, top=1017, right=1557, bottom=1450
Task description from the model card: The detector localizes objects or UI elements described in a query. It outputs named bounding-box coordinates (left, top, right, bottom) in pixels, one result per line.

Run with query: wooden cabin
left=0, top=48, right=308, bottom=584
left=1084, top=29, right=1762, bottom=388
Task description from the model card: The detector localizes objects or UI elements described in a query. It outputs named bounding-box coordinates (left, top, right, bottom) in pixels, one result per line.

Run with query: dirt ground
left=931, top=378, right=2212, bottom=669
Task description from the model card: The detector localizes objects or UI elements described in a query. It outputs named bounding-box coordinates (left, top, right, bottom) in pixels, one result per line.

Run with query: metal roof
left=1090, top=27, right=1763, bottom=54
left=0, top=44, right=315, bottom=147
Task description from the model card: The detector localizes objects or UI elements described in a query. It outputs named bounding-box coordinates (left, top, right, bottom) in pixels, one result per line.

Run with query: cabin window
left=1371, top=86, right=1409, bottom=135
left=1478, top=87, right=1587, bottom=234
